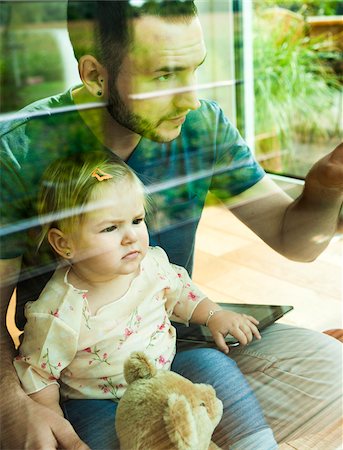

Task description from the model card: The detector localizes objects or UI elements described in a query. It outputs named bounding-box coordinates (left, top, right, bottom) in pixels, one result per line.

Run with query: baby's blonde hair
left=37, top=152, right=146, bottom=248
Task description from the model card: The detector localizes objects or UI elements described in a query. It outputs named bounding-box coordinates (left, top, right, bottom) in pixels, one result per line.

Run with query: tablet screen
left=176, top=303, right=294, bottom=346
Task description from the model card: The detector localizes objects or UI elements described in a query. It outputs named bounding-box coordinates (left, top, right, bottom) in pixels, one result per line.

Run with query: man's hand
left=207, top=310, right=261, bottom=354
left=1, top=392, right=90, bottom=450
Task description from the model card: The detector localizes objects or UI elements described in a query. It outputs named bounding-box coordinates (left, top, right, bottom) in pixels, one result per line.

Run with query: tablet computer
left=176, top=303, right=294, bottom=346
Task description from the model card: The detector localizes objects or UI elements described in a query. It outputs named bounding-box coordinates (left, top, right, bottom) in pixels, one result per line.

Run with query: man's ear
left=48, top=228, right=74, bottom=260
left=78, top=55, right=107, bottom=99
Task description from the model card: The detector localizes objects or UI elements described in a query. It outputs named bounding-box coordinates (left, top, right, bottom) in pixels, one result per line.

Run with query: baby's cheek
left=142, top=230, right=150, bottom=248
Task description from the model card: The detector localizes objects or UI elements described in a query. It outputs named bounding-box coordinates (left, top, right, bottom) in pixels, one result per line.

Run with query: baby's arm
left=190, top=297, right=261, bottom=354
left=164, top=251, right=261, bottom=353
left=30, top=384, right=64, bottom=417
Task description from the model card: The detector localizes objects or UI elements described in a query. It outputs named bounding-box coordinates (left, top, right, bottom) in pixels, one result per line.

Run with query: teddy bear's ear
left=163, top=393, right=198, bottom=450
left=124, top=352, right=157, bottom=384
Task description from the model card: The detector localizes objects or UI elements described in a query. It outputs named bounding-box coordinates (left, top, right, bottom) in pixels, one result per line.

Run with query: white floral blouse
left=13, top=246, right=206, bottom=401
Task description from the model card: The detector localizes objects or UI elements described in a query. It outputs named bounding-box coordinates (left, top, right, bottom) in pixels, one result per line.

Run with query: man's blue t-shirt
left=0, top=88, right=265, bottom=329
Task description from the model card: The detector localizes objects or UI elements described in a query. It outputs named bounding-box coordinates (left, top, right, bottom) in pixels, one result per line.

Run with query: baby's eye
left=101, top=225, right=117, bottom=233
left=133, top=218, right=144, bottom=225
left=200, top=402, right=206, bottom=407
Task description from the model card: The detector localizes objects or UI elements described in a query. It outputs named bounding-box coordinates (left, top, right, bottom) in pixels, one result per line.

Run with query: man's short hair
left=67, top=1, right=197, bottom=78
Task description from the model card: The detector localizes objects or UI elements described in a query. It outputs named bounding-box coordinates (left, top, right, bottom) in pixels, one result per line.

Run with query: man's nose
left=174, top=83, right=201, bottom=112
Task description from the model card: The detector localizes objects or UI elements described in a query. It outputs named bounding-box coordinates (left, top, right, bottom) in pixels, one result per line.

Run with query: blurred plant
left=0, top=30, right=64, bottom=111
left=254, top=0, right=341, bottom=17
left=253, top=9, right=341, bottom=156
left=16, top=31, right=64, bottom=83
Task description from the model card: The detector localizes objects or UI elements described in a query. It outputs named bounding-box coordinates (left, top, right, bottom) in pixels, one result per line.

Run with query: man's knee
left=230, top=324, right=342, bottom=440
left=232, top=324, right=342, bottom=372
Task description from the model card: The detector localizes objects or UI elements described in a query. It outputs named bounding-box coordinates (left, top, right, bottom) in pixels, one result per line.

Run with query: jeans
left=62, top=348, right=269, bottom=450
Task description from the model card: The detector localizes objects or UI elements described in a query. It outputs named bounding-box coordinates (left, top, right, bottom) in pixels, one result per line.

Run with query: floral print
left=50, top=309, right=59, bottom=318
left=13, top=247, right=206, bottom=401
left=117, top=308, right=142, bottom=349
left=98, top=377, right=123, bottom=400
left=83, top=346, right=110, bottom=366
left=82, top=294, right=91, bottom=330
left=155, top=354, right=171, bottom=367
left=14, top=354, right=30, bottom=363
left=41, top=348, right=61, bottom=380
left=146, top=315, right=169, bottom=348
left=188, top=291, right=199, bottom=301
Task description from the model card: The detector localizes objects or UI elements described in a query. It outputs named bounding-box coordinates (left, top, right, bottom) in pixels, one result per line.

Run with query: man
left=1, top=1, right=342, bottom=449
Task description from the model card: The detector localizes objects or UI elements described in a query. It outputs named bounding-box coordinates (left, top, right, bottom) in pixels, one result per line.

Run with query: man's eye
left=101, top=225, right=117, bottom=233
left=155, top=73, right=175, bottom=82
left=133, top=218, right=144, bottom=225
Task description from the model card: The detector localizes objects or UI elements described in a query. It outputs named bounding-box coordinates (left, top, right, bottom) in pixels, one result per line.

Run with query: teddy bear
left=115, top=351, right=223, bottom=450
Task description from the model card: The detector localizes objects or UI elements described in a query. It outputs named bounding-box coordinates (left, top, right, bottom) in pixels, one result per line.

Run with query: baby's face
left=69, top=180, right=149, bottom=282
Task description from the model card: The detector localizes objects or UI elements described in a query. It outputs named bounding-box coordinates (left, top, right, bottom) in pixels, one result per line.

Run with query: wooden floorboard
left=193, top=205, right=342, bottom=332
left=193, top=205, right=342, bottom=450
left=280, top=419, right=343, bottom=450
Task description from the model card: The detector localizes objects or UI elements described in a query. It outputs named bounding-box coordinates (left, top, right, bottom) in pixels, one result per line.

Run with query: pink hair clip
left=91, top=168, right=113, bottom=181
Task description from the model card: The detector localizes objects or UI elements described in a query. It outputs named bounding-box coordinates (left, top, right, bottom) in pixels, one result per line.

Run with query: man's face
left=107, top=15, right=207, bottom=143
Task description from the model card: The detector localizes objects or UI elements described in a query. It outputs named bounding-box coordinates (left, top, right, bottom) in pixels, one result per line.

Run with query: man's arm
left=230, top=143, right=343, bottom=262
left=0, top=258, right=90, bottom=450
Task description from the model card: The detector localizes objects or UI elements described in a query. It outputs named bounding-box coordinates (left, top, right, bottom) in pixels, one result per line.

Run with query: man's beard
left=106, top=85, right=167, bottom=143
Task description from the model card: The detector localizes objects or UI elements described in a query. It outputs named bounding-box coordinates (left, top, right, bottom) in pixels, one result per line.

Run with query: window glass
left=196, top=0, right=237, bottom=122
left=252, top=0, right=342, bottom=178
left=1, top=1, right=237, bottom=119
left=1, top=1, right=80, bottom=113
left=1, top=1, right=252, bottom=330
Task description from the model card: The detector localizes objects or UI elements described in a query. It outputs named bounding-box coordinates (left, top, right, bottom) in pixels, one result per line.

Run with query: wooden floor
left=6, top=204, right=342, bottom=449
left=192, top=205, right=342, bottom=450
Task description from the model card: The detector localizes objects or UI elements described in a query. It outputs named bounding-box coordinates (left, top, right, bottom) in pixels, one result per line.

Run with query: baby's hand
left=207, top=310, right=261, bottom=354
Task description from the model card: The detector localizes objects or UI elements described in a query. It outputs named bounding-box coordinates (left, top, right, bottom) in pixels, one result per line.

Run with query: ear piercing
left=97, top=79, right=104, bottom=96
left=66, top=250, right=71, bottom=257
